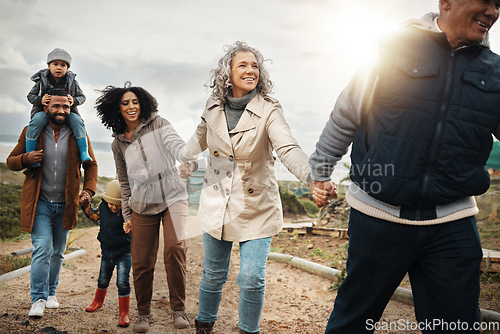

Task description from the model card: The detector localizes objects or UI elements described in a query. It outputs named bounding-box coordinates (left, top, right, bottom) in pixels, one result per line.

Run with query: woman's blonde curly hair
left=208, top=41, right=273, bottom=101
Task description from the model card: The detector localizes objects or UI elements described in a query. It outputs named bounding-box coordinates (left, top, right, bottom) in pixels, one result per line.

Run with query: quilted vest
left=97, top=200, right=131, bottom=258
left=350, top=27, right=500, bottom=220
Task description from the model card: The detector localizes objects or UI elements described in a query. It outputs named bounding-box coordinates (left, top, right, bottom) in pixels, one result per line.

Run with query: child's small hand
left=123, top=221, right=132, bottom=234
left=67, top=94, right=74, bottom=106
left=42, top=94, right=51, bottom=106
left=79, top=190, right=91, bottom=207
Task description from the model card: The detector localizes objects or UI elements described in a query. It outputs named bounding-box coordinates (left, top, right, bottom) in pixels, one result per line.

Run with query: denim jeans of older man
left=325, top=209, right=482, bottom=334
left=30, top=198, right=70, bottom=304
left=197, top=232, right=271, bottom=333
left=97, top=253, right=132, bottom=297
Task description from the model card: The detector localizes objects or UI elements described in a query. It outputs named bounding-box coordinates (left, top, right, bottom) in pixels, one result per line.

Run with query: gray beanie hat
left=103, top=180, right=121, bottom=205
left=47, top=48, right=72, bottom=68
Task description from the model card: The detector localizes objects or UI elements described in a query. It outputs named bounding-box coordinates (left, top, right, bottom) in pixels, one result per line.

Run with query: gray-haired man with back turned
left=309, top=0, right=500, bottom=332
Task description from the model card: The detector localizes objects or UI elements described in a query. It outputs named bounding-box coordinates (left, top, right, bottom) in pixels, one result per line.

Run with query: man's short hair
left=47, top=88, right=68, bottom=97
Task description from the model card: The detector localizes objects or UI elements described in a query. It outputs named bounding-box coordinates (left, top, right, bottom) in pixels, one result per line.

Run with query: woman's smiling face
left=230, top=51, right=259, bottom=98
left=119, top=91, right=141, bottom=129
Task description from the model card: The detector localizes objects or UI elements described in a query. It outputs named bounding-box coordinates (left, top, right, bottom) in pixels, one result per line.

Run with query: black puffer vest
left=350, top=27, right=500, bottom=220
left=97, top=200, right=131, bottom=258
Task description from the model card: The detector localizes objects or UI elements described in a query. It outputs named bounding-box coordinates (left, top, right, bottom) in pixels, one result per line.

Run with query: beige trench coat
left=182, top=94, right=310, bottom=242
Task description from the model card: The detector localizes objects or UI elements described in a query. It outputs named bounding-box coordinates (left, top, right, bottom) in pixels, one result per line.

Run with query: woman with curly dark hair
left=95, top=83, right=194, bottom=332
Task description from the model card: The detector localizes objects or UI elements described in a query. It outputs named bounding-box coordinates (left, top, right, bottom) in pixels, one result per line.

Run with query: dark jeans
left=325, top=209, right=482, bottom=334
left=97, top=252, right=132, bottom=297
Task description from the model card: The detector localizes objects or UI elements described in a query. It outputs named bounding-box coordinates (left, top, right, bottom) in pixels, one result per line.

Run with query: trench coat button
left=204, top=178, right=208, bottom=183
left=481, top=80, right=486, bottom=86
left=226, top=171, right=232, bottom=178
left=248, top=188, right=254, bottom=194
left=214, top=169, right=220, bottom=175
left=214, top=151, right=219, bottom=157
left=213, top=185, right=219, bottom=191
left=229, top=155, right=234, bottom=162
left=226, top=188, right=230, bottom=195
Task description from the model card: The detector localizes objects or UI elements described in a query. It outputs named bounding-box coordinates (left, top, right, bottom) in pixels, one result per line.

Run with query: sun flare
left=317, top=3, right=402, bottom=72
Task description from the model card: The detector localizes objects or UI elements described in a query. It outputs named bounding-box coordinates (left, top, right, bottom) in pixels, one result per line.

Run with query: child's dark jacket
left=27, top=68, right=85, bottom=116
left=83, top=199, right=131, bottom=258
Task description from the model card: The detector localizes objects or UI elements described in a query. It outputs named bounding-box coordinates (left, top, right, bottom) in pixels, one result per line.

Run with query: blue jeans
left=97, top=253, right=132, bottom=297
left=197, top=233, right=271, bottom=333
left=325, top=209, right=482, bottom=334
left=30, top=198, right=70, bottom=303
left=27, top=111, right=86, bottom=140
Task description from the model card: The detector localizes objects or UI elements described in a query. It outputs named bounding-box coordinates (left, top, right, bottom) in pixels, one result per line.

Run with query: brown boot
left=195, top=319, right=214, bottom=333
left=85, top=288, right=107, bottom=312
left=172, top=310, right=190, bottom=329
left=133, top=314, right=151, bottom=333
left=118, top=296, right=130, bottom=327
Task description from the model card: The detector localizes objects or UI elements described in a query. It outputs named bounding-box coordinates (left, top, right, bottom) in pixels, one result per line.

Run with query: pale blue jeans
left=197, top=232, right=271, bottom=333
left=27, top=111, right=86, bottom=140
left=30, top=198, right=70, bottom=303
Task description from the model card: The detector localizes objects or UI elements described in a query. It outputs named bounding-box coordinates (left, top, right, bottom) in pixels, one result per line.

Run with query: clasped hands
left=79, top=190, right=92, bottom=208
left=178, top=161, right=196, bottom=179
left=310, top=179, right=338, bottom=208
left=177, top=159, right=337, bottom=208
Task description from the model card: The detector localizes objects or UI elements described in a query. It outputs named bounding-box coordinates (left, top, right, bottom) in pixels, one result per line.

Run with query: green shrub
left=0, top=184, right=23, bottom=240
left=279, top=190, right=307, bottom=215
left=0, top=255, right=31, bottom=275
left=0, top=182, right=101, bottom=238
left=300, top=199, right=319, bottom=216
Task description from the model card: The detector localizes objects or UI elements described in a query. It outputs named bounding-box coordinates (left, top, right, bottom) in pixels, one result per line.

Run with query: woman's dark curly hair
left=95, top=82, right=158, bottom=134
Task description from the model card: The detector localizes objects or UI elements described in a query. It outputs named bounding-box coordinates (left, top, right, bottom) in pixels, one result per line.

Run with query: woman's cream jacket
left=182, top=94, right=310, bottom=242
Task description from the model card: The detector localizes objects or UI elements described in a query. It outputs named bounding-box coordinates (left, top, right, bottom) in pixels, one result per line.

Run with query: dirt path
left=0, top=216, right=417, bottom=333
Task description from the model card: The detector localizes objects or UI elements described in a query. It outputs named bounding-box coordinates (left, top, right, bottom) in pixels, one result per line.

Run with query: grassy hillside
left=0, top=163, right=115, bottom=240
left=0, top=163, right=25, bottom=185
left=1, top=163, right=498, bottom=250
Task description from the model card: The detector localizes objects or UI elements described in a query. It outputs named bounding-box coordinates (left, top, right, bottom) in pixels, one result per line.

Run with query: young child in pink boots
left=80, top=180, right=131, bottom=327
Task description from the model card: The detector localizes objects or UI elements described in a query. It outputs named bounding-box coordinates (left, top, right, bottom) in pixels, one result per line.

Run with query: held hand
left=123, top=221, right=132, bottom=234
left=79, top=190, right=91, bottom=207
left=27, top=150, right=44, bottom=165
left=310, top=180, right=338, bottom=208
left=179, top=162, right=194, bottom=179
left=42, top=94, right=51, bottom=106
left=66, top=94, right=74, bottom=106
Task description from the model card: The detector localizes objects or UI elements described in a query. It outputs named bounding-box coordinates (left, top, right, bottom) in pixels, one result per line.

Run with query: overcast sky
left=2, top=0, right=500, bottom=158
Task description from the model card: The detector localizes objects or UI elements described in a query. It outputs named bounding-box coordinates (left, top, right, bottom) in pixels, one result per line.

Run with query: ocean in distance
left=0, top=133, right=350, bottom=184
left=0, top=133, right=117, bottom=178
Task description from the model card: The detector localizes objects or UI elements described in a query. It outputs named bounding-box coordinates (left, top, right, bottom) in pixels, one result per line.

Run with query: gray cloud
left=1, top=0, right=499, bottom=161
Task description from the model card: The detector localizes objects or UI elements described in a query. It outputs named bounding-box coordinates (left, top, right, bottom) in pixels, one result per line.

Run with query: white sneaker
left=28, top=299, right=46, bottom=317
left=46, top=295, right=59, bottom=309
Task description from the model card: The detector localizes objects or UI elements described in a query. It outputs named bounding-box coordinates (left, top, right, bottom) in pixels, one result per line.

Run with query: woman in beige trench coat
left=181, top=41, right=310, bottom=334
